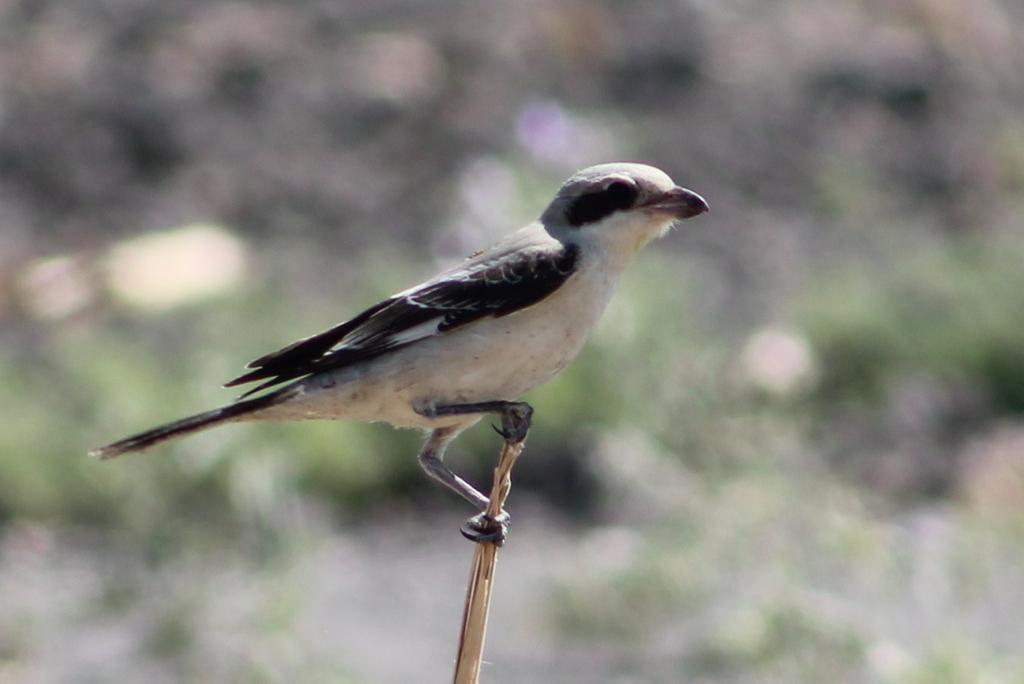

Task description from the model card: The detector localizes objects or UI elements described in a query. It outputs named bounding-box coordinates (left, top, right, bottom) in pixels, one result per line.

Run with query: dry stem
left=451, top=437, right=525, bottom=684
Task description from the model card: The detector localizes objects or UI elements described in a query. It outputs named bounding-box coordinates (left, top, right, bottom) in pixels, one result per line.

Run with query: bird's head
left=541, top=162, right=708, bottom=256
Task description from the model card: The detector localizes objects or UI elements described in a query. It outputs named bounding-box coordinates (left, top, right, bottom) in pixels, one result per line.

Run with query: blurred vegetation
left=2, top=0, right=1024, bottom=681
left=802, top=238, right=1024, bottom=414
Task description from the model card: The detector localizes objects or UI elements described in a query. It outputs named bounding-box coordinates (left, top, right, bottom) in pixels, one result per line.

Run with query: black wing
left=226, top=241, right=579, bottom=397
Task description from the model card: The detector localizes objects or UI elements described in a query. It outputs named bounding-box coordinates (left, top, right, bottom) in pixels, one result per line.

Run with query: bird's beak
left=642, top=186, right=709, bottom=219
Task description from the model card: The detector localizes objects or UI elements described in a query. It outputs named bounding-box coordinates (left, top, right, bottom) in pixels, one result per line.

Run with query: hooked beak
left=642, top=186, right=709, bottom=219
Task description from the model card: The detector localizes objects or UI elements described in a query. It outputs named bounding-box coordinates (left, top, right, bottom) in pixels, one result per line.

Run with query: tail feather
left=89, top=391, right=282, bottom=459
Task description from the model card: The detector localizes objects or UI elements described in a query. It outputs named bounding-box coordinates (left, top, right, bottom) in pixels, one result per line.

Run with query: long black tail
left=89, top=391, right=284, bottom=459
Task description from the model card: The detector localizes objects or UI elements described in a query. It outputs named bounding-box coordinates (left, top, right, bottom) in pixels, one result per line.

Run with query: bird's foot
left=491, top=404, right=533, bottom=445
left=461, top=510, right=510, bottom=546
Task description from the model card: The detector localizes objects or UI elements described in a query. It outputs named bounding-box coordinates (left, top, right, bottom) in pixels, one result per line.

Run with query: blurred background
left=2, top=0, right=1024, bottom=682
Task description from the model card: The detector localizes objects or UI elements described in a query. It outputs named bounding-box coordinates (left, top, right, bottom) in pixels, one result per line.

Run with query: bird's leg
left=417, top=401, right=533, bottom=544
left=417, top=427, right=490, bottom=509
left=424, top=401, right=533, bottom=444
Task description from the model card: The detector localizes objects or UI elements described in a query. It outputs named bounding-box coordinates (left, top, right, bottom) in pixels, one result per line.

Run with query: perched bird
left=91, top=162, right=708, bottom=542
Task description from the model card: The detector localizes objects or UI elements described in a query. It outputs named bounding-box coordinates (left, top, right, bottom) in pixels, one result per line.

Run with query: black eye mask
left=566, top=181, right=638, bottom=227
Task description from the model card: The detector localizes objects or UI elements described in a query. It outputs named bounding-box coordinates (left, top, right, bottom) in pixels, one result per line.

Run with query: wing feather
left=225, top=239, right=579, bottom=396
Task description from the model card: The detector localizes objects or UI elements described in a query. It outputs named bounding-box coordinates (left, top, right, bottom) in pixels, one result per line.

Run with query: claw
left=491, top=422, right=508, bottom=439
left=498, top=405, right=532, bottom=444
left=461, top=511, right=510, bottom=546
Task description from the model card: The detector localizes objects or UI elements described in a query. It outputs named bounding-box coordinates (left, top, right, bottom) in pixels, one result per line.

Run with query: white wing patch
left=330, top=314, right=443, bottom=352
left=373, top=316, right=444, bottom=346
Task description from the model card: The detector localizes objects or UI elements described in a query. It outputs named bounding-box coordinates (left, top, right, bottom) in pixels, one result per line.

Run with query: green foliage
left=800, top=237, right=1024, bottom=414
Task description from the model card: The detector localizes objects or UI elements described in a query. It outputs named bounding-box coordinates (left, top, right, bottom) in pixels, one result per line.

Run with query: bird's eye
left=566, top=180, right=638, bottom=227
left=604, top=181, right=636, bottom=207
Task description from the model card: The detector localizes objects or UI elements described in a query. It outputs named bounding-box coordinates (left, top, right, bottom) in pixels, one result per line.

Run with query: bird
left=91, top=162, right=708, bottom=543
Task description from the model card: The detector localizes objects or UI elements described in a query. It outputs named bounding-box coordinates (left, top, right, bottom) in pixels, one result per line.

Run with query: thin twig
left=452, top=436, right=525, bottom=684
